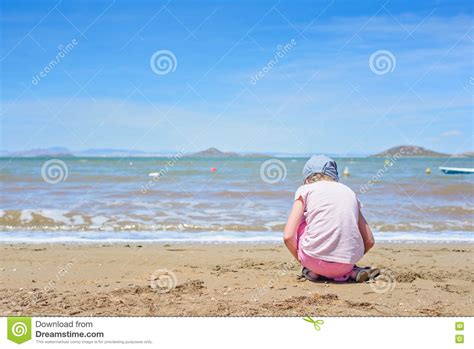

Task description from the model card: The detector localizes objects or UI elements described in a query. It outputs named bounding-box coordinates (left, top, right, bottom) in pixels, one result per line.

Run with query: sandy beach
left=0, top=243, right=472, bottom=316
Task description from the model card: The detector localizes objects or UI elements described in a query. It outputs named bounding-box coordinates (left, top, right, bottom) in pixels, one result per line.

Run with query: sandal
left=368, top=268, right=381, bottom=279
left=301, top=267, right=320, bottom=282
left=353, top=268, right=370, bottom=283
left=355, top=265, right=381, bottom=280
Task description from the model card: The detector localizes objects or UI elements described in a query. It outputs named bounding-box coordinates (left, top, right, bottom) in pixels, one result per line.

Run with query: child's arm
left=283, top=197, right=304, bottom=261
left=358, top=210, right=375, bottom=253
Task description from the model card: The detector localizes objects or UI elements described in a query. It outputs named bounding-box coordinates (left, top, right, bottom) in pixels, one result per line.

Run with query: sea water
left=1, top=156, right=473, bottom=243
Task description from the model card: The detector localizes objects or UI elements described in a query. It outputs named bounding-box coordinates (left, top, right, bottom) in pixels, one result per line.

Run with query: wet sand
left=0, top=243, right=472, bottom=316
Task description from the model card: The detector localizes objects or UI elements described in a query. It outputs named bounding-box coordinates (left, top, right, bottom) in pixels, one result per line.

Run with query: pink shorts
left=298, top=249, right=354, bottom=281
left=296, top=222, right=354, bottom=281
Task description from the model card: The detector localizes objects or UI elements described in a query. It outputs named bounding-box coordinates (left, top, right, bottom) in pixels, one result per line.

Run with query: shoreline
left=0, top=231, right=473, bottom=245
left=0, top=241, right=473, bottom=245
left=1, top=243, right=472, bottom=316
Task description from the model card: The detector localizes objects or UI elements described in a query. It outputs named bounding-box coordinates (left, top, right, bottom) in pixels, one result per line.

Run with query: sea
left=1, top=156, right=473, bottom=244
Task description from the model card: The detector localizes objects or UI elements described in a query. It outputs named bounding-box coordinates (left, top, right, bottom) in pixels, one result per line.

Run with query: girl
left=283, top=155, right=376, bottom=282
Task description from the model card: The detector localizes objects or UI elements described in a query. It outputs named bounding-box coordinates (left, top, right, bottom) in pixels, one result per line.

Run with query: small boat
left=439, top=167, right=474, bottom=174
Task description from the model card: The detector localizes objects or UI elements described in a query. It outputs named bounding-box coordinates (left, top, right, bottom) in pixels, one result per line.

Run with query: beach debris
left=210, top=167, right=217, bottom=173
left=425, top=167, right=431, bottom=175
left=343, top=167, right=350, bottom=177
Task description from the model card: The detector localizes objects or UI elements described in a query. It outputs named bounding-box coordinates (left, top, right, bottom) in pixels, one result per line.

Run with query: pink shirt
left=294, top=181, right=364, bottom=264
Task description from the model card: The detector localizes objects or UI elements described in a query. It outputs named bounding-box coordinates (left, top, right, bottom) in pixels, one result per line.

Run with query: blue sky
left=1, top=0, right=472, bottom=154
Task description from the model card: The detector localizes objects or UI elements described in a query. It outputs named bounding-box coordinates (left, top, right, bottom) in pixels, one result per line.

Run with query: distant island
left=370, top=145, right=448, bottom=158
left=1, top=145, right=472, bottom=158
left=188, top=147, right=267, bottom=158
left=190, top=147, right=239, bottom=157
left=7, top=147, right=75, bottom=157
left=370, top=145, right=473, bottom=158
left=2, top=148, right=170, bottom=158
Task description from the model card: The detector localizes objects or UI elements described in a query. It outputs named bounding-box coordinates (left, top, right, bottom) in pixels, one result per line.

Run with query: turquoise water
left=1, top=156, right=473, bottom=243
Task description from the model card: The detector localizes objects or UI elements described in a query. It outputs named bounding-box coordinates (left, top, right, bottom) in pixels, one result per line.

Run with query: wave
left=424, top=205, right=474, bottom=217
left=0, top=208, right=472, bottom=233
left=0, top=209, right=284, bottom=232
left=373, top=221, right=473, bottom=232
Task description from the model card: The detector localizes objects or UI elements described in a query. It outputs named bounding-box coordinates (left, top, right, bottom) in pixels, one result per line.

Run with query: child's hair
left=304, top=172, right=335, bottom=184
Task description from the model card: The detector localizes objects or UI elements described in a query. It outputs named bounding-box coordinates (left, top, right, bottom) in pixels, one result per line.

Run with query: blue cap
left=302, top=155, right=339, bottom=182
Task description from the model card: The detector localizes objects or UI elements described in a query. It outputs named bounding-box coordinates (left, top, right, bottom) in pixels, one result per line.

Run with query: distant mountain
left=77, top=148, right=150, bottom=157
left=1, top=147, right=175, bottom=158
left=190, top=147, right=238, bottom=157
left=453, top=152, right=474, bottom=158
left=2, top=146, right=471, bottom=158
left=188, top=147, right=268, bottom=158
left=370, top=145, right=449, bottom=158
left=7, top=147, right=74, bottom=157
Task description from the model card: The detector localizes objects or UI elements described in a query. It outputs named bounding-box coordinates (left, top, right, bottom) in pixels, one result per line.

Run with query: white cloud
left=441, top=130, right=462, bottom=137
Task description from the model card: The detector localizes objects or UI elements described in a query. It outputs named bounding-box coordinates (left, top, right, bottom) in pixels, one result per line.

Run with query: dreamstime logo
left=141, top=151, right=183, bottom=194
left=41, top=159, right=69, bottom=184
left=12, top=322, right=28, bottom=337
left=250, top=39, right=296, bottom=85
left=369, top=269, right=397, bottom=293
left=359, top=147, right=406, bottom=194
left=41, top=159, right=68, bottom=184
left=150, top=269, right=177, bottom=293
left=369, top=50, right=396, bottom=75
left=26, top=257, right=80, bottom=308
left=259, top=159, right=287, bottom=184
left=44, top=258, right=78, bottom=292
left=150, top=50, right=177, bottom=75
left=32, top=38, right=78, bottom=85
left=7, top=317, right=32, bottom=344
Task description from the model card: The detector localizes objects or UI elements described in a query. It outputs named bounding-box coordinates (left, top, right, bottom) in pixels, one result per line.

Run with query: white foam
left=20, top=210, right=33, bottom=223
left=71, top=215, right=84, bottom=225
left=90, top=216, right=108, bottom=227
left=0, top=231, right=472, bottom=244
left=373, top=232, right=474, bottom=243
